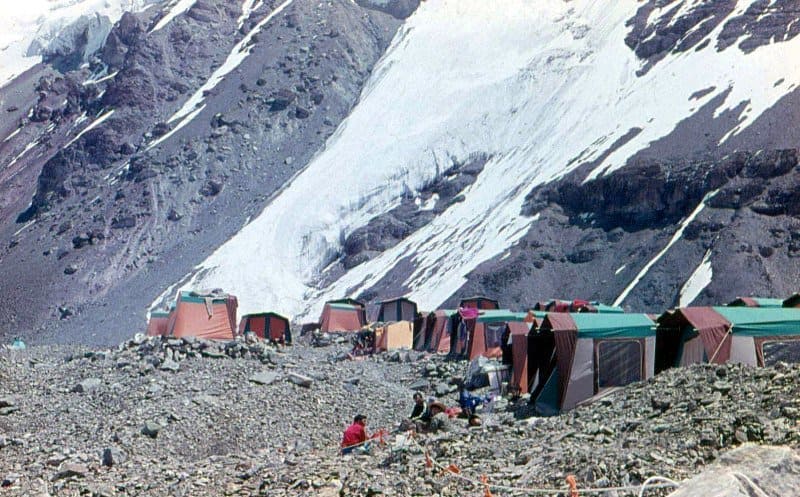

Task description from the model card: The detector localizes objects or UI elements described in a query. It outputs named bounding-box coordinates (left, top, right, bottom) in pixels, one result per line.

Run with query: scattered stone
left=249, top=371, right=280, bottom=385
left=160, top=358, right=180, bottom=372
left=102, top=447, right=127, bottom=467
left=72, top=378, right=102, bottom=393
left=288, top=372, right=313, bottom=388
left=141, top=421, right=162, bottom=438
left=52, top=463, right=88, bottom=480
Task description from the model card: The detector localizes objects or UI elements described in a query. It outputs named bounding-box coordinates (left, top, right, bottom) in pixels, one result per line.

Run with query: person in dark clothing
left=410, top=392, right=426, bottom=420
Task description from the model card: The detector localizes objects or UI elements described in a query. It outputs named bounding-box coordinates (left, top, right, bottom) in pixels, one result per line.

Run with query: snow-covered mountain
left=0, top=0, right=799, bottom=344
left=172, top=0, right=800, bottom=321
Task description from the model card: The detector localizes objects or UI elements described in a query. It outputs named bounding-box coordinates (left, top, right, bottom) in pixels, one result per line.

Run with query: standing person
left=341, top=414, right=370, bottom=455
left=410, top=392, right=426, bottom=420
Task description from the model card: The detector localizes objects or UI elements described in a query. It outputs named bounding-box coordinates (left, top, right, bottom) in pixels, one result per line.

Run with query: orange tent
left=166, top=290, right=238, bottom=340
left=239, top=312, right=291, bottom=344
left=319, top=302, right=367, bottom=332
left=146, top=309, right=171, bottom=337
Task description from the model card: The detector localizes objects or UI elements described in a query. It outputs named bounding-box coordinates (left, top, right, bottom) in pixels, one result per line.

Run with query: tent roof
left=476, top=309, right=528, bottom=323
left=326, top=298, right=365, bottom=308
left=178, top=291, right=232, bottom=304
left=150, top=310, right=170, bottom=318
left=242, top=311, right=289, bottom=321
left=327, top=303, right=364, bottom=311
left=713, top=306, right=800, bottom=337
left=569, top=313, right=655, bottom=338
left=379, top=297, right=416, bottom=304
left=592, top=303, right=625, bottom=313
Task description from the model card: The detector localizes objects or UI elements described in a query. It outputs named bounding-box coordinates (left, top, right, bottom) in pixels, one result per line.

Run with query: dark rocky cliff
left=0, top=0, right=410, bottom=344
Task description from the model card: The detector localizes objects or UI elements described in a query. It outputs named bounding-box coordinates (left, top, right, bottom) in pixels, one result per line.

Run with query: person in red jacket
left=341, top=414, right=370, bottom=455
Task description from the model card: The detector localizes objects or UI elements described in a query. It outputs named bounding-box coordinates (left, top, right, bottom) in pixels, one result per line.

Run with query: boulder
left=249, top=371, right=281, bottom=385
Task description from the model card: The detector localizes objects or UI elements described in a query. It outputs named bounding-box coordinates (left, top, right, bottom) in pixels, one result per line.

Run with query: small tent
left=375, top=321, right=413, bottom=351
left=239, top=312, right=291, bottom=344
left=319, top=302, right=367, bottom=333
left=727, top=297, right=783, bottom=308
left=377, top=297, right=418, bottom=322
left=534, top=313, right=655, bottom=415
left=656, top=306, right=800, bottom=371
left=417, top=310, right=457, bottom=353
left=464, top=310, right=529, bottom=360
left=146, top=309, right=171, bottom=337
left=459, top=296, right=500, bottom=310
left=166, top=290, right=238, bottom=340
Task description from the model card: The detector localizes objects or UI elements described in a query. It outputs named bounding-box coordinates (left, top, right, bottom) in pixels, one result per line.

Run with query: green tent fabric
left=713, top=307, right=800, bottom=337
left=179, top=291, right=230, bottom=304
left=328, top=303, right=363, bottom=311
left=592, top=304, right=625, bottom=313
left=476, top=310, right=528, bottom=323
left=751, top=298, right=784, bottom=308
left=570, top=313, right=655, bottom=338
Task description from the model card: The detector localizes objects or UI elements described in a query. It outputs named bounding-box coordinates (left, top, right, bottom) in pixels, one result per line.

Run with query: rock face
left=2, top=338, right=800, bottom=496
left=667, top=444, right=800, bottom=496
left=0, top=0, right=406, bottom=344
left=453, top=148, right=800, bottom=313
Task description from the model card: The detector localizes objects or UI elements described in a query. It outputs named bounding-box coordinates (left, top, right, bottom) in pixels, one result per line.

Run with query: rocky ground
left=2, top=336, right=800, bottom=496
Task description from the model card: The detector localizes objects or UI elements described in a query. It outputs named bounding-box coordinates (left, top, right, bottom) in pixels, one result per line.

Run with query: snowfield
left=152, top=0, right=800, bottom=321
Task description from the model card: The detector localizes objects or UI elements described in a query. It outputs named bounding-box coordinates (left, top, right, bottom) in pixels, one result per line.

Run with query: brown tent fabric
left=459, top=297, right=499, bottom=310
left=542, top=313, right=579, bottom=408
left=677, top=307, right=731, bottom=364
left=509, top=322, right=531, bottom=394
left=168, top=292, right=238, bottom=340
left=319, top=303, right=366, bottom=332
left=413, top=312, right=430, bottom=351
left=429, top=311, right=453, bottom=353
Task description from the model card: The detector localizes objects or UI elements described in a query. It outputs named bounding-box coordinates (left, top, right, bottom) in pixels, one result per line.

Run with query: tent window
left=596, top=340, right=642, bottom=390
left=484, top=323, right=505, bottom=349
left=762, top=340, right=800, bottom=366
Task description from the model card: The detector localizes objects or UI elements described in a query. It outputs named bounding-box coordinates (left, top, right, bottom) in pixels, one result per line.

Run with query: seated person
left=410, top=392, right=426, bottom=420
left=459, top=386, right=488, bottom=417
left=341, top=414, right=371, bottom=455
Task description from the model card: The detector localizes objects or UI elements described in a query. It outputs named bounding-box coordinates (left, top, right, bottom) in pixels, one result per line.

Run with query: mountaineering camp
left=146, top=290, right=800, bottom=420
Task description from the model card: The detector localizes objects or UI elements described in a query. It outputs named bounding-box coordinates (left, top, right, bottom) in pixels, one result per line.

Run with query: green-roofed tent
left=460, top=309, right=531, bottom=360
left=165, top=290, right=238, bottom=340
left=656, top=306, right=800, bottom=372
left=590, top=303, right=625, bottom=313
left=319, top=301, right=367, bottom=333
left=534, top=313, right=656, bottom=415
left=146, top=309, right=171, bottom=337
left=727, top=297, right=784, bottom=308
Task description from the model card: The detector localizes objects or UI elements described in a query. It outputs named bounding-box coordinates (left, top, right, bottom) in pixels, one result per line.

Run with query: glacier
left=158, top=0, right=800, bottom=321
left=0, top=0, right=163, bottom=88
